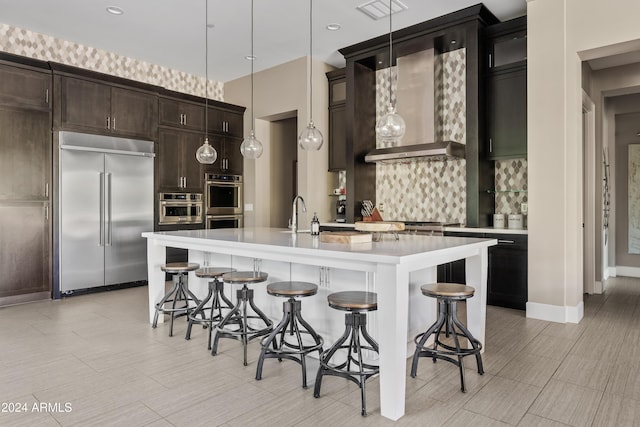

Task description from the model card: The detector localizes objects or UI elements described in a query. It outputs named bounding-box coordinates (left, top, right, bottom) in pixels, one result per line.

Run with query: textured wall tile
left=495, top=159, right=528, bottom=214
left=375, top=49, right=467, bottom=223
left=0, top=23, right=224, bottom=101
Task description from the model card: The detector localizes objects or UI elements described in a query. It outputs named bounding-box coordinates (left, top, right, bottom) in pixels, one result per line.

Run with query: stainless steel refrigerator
left=58, top=131, right=154, bottom=294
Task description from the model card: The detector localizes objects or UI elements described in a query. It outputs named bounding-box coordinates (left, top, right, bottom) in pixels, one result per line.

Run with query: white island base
left=143, top=228, right=496, bottom=421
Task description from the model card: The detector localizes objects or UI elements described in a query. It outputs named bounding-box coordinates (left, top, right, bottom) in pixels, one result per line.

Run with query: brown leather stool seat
left=314, top=291, right=379, bottom=417
left=211, top=271, right=273, bottom=366
left=152, top=262, right=200, bottom=337
left=185, top=267, right=236, bottom=349
left=256, top=281, right=324, bottom=388
left=410, top=283, right=484, bottom=392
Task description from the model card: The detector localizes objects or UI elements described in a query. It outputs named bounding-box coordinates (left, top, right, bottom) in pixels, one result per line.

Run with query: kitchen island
left=142, top=228, right=496, bottom=421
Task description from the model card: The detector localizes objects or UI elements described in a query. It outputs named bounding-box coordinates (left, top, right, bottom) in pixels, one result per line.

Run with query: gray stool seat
left=256, top=281, right=324, bottom=388
left=153, top=262, right=201, bottom=337
left=410, top=282, right=484, bottom=393
left=314, top=291, right=379, bottom=417
left=185, top=267, right=237, bottom=349
left=211, top=271, right=273, bottom=366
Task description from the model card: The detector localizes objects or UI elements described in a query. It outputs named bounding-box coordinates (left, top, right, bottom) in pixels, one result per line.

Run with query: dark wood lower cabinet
left=438, top=231, right=528, bottom=310
left=0, top=202, right=50, bottom=299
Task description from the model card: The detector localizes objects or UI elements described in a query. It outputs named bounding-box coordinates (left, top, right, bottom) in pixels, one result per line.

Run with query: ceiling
left=0, top=0, right=526, bottom=83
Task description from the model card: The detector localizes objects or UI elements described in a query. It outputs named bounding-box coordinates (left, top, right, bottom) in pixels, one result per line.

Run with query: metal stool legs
left=410, top=298, right=483, bottom=392
left=256, top=297, right=324, bottom=388
left=211, top=284, right=273, bottom=366
left=314, top=312, right=379, bottom=416
left=152, top=272, right=201, bottom=337
left=185, top=278, right=234, bottom=349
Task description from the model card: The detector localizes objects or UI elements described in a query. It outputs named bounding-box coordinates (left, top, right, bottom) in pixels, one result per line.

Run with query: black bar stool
left=152, top=262, right=200, bottom=337
left=211, top=271, right=273, bottom=366
left=314, top=291, right=379, bottom=417
left=410, top=283, right=484, bottom=392
left=255, top=281, right=324, bottom=388
left=185, top=266, right=236, bottom=349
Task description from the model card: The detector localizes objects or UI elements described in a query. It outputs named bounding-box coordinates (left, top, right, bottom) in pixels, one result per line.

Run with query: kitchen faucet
left=290, top=195, right=307, bottom=233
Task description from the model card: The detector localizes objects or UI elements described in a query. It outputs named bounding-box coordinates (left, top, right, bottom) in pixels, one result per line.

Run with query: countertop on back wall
left=321, top=222, right=528, bottom=235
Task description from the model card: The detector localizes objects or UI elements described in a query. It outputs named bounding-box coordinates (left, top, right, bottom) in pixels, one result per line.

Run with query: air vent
left=356, top=0, right=408, bottom=20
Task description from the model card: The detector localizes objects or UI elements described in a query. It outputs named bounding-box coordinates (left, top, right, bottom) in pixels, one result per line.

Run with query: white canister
left=493, top=214, right=505, bottom=229
left=508, top=214, right=523, bottom=229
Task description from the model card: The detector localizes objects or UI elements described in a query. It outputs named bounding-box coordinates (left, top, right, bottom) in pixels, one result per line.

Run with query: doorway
left=582, top=91, right=596, bottom=294
left=269, top=117, right=297, bottom=228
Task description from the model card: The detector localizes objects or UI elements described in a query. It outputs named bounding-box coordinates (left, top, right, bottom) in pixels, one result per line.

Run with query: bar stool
left=211, top=271, right=273, bottom=366
left=410, top=283, right=484, bottom=392
left=314, top=291, right=379, bottom=417
left=152, top=262, right=200, bottom=337
left=185, top=267, right=236, bottom=349
left=255, top=281, right=324, bottom=388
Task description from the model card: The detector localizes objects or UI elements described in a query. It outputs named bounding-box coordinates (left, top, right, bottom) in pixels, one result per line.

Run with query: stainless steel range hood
left=365, top=141, right=465, bottom=163
left=365, top=48, right=465, bottom=163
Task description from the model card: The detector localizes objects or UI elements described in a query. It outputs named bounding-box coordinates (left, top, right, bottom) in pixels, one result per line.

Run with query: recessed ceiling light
left=106, top=6, right=124, bottom=15
left=326, top=23, right=342, bottom=31
left=245, top=55, right=256, bottom=61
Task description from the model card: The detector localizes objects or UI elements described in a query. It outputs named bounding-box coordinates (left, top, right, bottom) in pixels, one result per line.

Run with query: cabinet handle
left=225, top=121, right=228, bottom=132
left=489, top=53, right=492, bottom=68
left=183, top=176, right=187, bottom=188
left=489, top=138, right=493, bottom=153
left=106, top=116, right=111, bottom=129
left=497, top=239, right=515, bottom=244
left=183, top=114, right=187, bottom=126
left=112, top=117, right=116, bottom=130
left=45, top=89, right=49, bottom=104
left=45, top=183, right=49, bottom=198
left=44, top=204, right=49, bottom=220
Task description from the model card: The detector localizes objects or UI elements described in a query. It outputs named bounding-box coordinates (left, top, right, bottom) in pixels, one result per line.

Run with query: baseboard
left=0, top=291, right=51, bottom=308
left=609, top=267, right=617, bottom=277
left=526, top=301, right=584, bottom=324
left=614, top=266, right=640, bottom=278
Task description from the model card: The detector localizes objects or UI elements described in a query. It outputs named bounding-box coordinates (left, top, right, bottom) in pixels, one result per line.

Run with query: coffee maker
left=335, top=196, right=346, bottom=223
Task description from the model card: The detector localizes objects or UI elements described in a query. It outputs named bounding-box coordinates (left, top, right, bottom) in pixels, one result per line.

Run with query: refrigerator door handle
left=99, top=172, right=105, bottom=246
left=106, top=172, right=112, bottom=246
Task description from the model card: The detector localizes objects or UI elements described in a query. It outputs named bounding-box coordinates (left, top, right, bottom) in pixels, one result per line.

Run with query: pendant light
left=375, top=0, right=406, bottom=144
left=196, top=0, right=218, bottom=164
left=240, top=0, right=263, bottom=159
left=298, top=0, right=323, bottom=151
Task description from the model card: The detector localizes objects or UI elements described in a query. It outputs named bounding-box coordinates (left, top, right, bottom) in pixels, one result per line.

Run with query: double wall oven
left=205, top=173, right=243, bottom=229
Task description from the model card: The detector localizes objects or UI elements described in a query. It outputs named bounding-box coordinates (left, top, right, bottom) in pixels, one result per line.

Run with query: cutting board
left=319, top=231, right=372, bottom=244
left=354, top=221, right=405, bottom=232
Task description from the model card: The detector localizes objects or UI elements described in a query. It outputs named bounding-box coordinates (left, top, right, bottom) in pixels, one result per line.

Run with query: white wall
left=526, top=0, right=640, bottom=323
left=224, top=56, right=334, bottom=228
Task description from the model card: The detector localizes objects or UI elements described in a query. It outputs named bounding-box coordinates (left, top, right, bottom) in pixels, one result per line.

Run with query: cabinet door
left=157, top=129, right=184, bottom=191
left=180, top=102, right=206, bottom=132
left=207, top=108, right=243, bottom=137
left=59, top=77, right=111, bottom=132
left=159, top=98, right=205, bottom=131
left=487, top=236, right=527, bottom=310
left=223, top=111, right=243, bottom=137
left=0, top=202, right=50, bottom=297
left=0, top=64, right=51, bottom=110
left=0, top=108, right=51, bottom=200
left=329, top=105, right=347, bottom=171
left=110, top=87, right=157, bottom=139
left=224, top=138, right=243, bottom=174
left=487, top=68, right=527, bottom=160
left=181, top=132, right=204, bottom=192
left=158, top=98, right=183, bottom=127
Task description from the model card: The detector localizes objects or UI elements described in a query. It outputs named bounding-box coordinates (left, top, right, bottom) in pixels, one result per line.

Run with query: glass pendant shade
left=196, top=136, right=217, bottom=164
left=376, top=105, right=406, bottom=143
left=240, top=130, right=263, bottom=159
left=298, top=120, right=323, bottom=150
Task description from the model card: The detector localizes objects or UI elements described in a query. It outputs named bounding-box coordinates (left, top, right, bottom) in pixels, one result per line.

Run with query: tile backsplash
left=0, top=23, right=224, bottom=101
left=375, top=49, right=467, bottom=223
left=494, top=159, right=528, bottom=214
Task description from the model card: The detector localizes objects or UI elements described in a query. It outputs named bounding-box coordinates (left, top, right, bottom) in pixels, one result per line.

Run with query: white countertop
left=142, top=227, right=496, bottom=266
left=444, top=226, right=528, bottom=235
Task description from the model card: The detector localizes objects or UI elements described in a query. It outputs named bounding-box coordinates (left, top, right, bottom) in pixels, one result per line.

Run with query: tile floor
left=1, top=276, right=640, bottom=426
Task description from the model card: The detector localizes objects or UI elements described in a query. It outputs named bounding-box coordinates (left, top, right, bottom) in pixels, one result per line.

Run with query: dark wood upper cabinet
left=0, top=63, right=51, bottom=110
left=157, top=129, right=203, bottom=192
left=486, top=16, right=527, bottom=160
left=204, top=136, right=243, bottom=175
left=207, top=108, right=243, bottom=137
left=326, top=69, right=347, bottom=171
left=159, top=97, right=205, bottom=131
left=110, top=87, right=158, bottom=138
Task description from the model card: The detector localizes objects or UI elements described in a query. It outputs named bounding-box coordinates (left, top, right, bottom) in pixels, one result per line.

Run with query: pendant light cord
left=204, top=0, right=209, bottom=132
left=388, top=0, right=393, bottom=109
left=309, top=0, right=313, bottom=123
left=251, top=0, right=255, bottom=133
